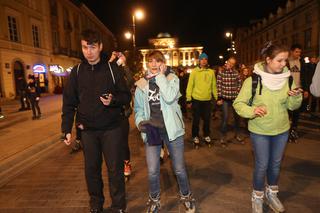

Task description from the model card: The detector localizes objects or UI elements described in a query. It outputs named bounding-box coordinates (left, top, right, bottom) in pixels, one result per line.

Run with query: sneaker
left=105, top=207, right=127, bottom=213
left=193, top=137, right=200, bottom=144
left=146, top=196, right=160, bottom=213
left=265, top=185, right=285, bottom=213
left=89, top=208, right=103, bottom=213
left=204, top=136, right=211, bottom=143
left=251, top=190, right=264, bottom=213
left=0, top=114, right=4, bottom=119
left=235, top=135, right=245, bottom=144
left=219, top=138, right=227, bottom=148
left=180, top=193, right=196, bottom=213
left=124, top=160, right=132, bottom=176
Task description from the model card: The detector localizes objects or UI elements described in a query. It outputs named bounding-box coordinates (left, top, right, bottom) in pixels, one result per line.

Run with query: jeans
left=250, top=131, right=289, bottom=191
left=81, top=121, right=126, bottom=210
left=221, top=100, right=240, bottom=136
left=145, top=134, right=191, bottom=199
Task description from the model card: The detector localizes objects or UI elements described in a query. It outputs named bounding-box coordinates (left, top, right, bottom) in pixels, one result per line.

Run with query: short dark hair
left=290, top=43, right=302, bottom=51
left=80, top=29, right=102, bottom=45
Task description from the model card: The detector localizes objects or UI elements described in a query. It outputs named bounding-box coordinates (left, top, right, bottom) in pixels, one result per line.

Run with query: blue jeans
left=145, top=134, right=191, bottom=199
left=221, top=100, right=240, bottom=136
left=250, top=131, right=289, bottom=191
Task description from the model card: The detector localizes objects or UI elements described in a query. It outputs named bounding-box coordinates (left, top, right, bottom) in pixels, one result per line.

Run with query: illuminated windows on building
left=8, top=16, right=19, bottom=42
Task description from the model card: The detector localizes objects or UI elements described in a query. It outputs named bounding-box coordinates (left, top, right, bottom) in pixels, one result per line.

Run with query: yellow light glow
left=124, top=31, right=132, bottom=39
left=134, top=9, right=144, bottom=20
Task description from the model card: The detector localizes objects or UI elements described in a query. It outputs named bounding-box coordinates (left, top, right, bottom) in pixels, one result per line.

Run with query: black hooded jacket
left=61, top=53, right=131, bottom=133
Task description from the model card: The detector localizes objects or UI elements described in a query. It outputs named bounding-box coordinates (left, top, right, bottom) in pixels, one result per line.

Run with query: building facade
left=236, top=0, right=319, bottom=66
left=0, top=0, right=116, bottom=99
left=139, top=33, right=203, bottom=70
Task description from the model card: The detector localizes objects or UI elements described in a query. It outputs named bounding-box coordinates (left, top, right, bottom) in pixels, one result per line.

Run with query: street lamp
left=225, top=32, right=236, bottom=55
left=124, top=31, right=132, bottom=40
left=132, top=9, right=144, bottom=53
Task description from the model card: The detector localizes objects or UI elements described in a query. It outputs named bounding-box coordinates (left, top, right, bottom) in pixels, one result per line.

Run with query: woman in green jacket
left=233, top=42, right=302, bottom=213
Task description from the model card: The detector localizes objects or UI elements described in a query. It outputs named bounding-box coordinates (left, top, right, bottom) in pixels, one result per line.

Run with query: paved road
left=0, top=95, right=319, bottom=212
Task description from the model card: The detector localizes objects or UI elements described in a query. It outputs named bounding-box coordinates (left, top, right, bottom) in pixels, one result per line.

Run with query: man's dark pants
left=81, top=120, right=126, bottom=210
left=192, top=99, right=212, bottom=138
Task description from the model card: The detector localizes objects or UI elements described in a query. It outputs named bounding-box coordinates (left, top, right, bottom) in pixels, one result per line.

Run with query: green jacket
left=186, top=67, right=217, bottom=102
left=233, top=66, right=302, bottom=136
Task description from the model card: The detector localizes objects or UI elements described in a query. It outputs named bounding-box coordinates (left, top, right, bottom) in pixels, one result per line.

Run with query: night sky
left=80, top=0, right=288, bottom=65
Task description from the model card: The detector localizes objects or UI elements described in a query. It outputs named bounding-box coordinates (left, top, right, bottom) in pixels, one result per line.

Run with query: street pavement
left=0, top=95, right=319, bottom=213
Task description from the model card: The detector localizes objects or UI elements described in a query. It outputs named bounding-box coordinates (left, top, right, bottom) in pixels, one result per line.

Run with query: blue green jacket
left=134, top=72, right=185, bottom=142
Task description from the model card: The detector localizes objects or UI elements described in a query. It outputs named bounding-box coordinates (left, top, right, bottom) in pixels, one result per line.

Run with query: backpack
left=248, top=73, right=293, bottom=106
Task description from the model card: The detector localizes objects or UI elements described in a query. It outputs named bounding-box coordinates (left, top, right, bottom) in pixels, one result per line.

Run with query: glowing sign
left=49, top=64, right=68, bottom=76
left=33, top=64, right=46, bottom=73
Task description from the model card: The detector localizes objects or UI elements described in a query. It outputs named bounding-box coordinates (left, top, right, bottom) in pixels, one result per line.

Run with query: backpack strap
left=288, top=75, right=293, bottom=89
left=76, top=63, right=81, bottom=76
left=249, top=73, right=259, bottom=106
left=107, top=62, right=116, bottom=85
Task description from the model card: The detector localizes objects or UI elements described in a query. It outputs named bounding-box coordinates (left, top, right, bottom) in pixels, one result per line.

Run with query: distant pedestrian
left=26, top=74, right=41, bottom=120
left=109, top=50, right=134, bottom=180
left=287, top=44, right=305, bottom=142
left=61, top=29, right=131, bottom=213
left=216, top=56, right=243, bottom=146
left=178, top=67, right=189, bottom=116
left=233, top=41, right=302, bottom=213
left=310, top=61, right=320, bottom=97
left=17, top=76, right=31, bottom=111
left=134, top=50, right=196, bottom=213
left=186, top=52, right=217, bottom=148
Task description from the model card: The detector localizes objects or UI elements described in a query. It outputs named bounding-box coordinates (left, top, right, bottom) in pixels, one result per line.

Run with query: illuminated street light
left=132, top=9, right=144, bottom=52
left=225, top=31, right=236, bottom=55
left=219, top=55, right=224, bottom=59
left=124, top=31, right=132, bottom=40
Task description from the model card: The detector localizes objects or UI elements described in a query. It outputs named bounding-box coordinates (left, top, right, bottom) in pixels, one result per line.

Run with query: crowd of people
left=58, top=29, right=319, bottom=213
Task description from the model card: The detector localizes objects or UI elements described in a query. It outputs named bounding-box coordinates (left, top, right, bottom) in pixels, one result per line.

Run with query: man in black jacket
left=61, top=29, right=131, bottom=213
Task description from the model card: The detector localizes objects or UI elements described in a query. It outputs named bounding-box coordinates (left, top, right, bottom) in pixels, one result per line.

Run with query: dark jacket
left=61, top=54, right=131, bottom=133
left=27, top=79, right=41, bottom=97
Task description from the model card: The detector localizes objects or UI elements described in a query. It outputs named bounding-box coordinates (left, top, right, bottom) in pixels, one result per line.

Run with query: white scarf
left=253, top=64, right=291, bottom=91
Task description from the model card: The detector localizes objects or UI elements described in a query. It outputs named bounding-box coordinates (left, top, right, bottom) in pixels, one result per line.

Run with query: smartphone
left=101, top=93, right=110, bottom=99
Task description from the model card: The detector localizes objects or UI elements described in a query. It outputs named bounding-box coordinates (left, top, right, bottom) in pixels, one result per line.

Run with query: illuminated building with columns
left=139, top=33, right=203, bottom=70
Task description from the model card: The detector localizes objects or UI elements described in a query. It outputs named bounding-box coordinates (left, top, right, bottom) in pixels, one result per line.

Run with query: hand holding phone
left=288, top=88, right=303, bottom=96
left=100, top=93, right=113, bottom=106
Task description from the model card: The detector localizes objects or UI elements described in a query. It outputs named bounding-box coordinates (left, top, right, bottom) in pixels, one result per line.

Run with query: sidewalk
left=0, top=94, right=63, bottom=187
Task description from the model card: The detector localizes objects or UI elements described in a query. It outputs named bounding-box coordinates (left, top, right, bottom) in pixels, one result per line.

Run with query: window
left=304, top=28, right=311, bottom=49
left=273, top=29, right=277, bottom=39
left=8, top=16, right=19, bottom=42
left=282, top=24, right=287, bottom=34
left=305, top=12, right=311, bottom=24
left=281, top=38, right=288, bottom=45
left=292, top=19, right=297, bottom=29
left=32, top=24, right=40, bottom=47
